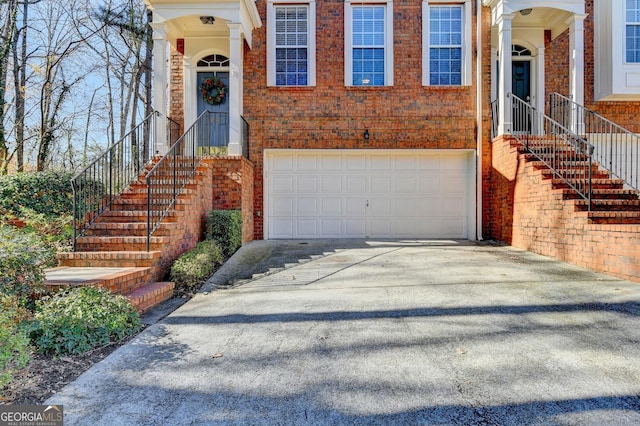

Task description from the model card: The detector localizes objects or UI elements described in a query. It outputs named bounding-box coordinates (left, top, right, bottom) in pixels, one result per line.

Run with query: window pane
left=429, top=5, right=463, bottom=85
left=351, top=5, right=385, bottom=85
left=274, top=6, right=309, bottom=85
left=353, top=47, right=384, bottom=86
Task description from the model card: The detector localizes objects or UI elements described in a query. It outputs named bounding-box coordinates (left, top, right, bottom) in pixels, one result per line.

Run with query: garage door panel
left=369, top=198, right=391, bottom=216
left=442, top=175, right=465, bottom=194
left=321, top=155, right=342, bottom=171
left=369, top=219, right=391, bottom=236
left=266, top=150, right=472, bottom=239
left=370, top=156, right=391, bottom=171
left=395, top=176, right=416, bottom=193
left=297, top=155, right=318, bottom=171
left=371, top=176, right=392, bottom=193
left=443, top=219, right=465, bottom=237
left=346, top=198, right=366, bottom=215
left=272, top=197, right=294, bottom=215
left=297, top=198, right=317, bottom=215
left=297, top=176, right=318, bottom=193
left=296, top=220, right=318, bottom=236
left=271, top=155, right=294, bottom=171
left=346, top=176, right=367, bottom=193
left=345, top=219, right=366, bottom=237
left=321, top=176, right=342, bottom=192
left=321, top=198, right=342, bottom=214
left=346, top=156, right=366, bottom=171
left=272, top=176, right=294, bottom=193
left=320, top=220, right=342, bottom=236
left=419, top=175, right=441, bottom=193
left=271, top=219, right=294, bottom=237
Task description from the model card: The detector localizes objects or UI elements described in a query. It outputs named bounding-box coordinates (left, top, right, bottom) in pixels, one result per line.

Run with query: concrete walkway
left=47, top=240, right=640, bottom=425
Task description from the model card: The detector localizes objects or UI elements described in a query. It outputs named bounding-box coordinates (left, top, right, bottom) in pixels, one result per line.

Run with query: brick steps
left=521, top=142, right=640, bottom=225
left=45, top=266, right=154, bottom=295
left=75, top=236, right=168, bottom=252
left=84, top=222, right=173, bottom=237
left=56, top=156, right=216, bottom=312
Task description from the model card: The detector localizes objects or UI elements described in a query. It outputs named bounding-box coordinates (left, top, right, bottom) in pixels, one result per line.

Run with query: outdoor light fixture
left=200, top=16, right=215, bottom=25
left=520, top=8, right=532, bottom=16
left=364, top=129, right=370, bottom=140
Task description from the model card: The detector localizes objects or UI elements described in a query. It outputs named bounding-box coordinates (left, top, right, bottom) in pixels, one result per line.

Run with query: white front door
left=265, top=149, right=475, bottom=239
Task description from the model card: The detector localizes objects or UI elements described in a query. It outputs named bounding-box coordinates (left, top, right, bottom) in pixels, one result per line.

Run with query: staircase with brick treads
left=490, top=134, right=640, bottom=284
left=47, top=158, right=214, bottom=313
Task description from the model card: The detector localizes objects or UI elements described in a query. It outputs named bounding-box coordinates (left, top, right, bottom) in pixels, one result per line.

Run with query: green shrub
left=19, top=209, right=73, bottom=254
left=29, top=287, right=142, bottom=356
left=170, top=240, right=224, bottom=293
left=0, top=296, right=31, bottom=388
left=0, top=226, right=53, bottom=301
left=0, top=171, right=74, bottom=218
left=206, top=210, right=242, bottom=257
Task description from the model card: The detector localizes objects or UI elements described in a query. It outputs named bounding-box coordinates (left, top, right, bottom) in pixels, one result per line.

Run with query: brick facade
left=244, top=0, right=487, bottom=239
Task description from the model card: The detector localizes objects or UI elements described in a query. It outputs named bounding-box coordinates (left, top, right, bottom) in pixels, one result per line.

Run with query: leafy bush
left=29, top=287, right=142, bottom=356
left=170, top=240, right=224, bottom=293
left=0, top=296, right=31, bottom=388
left=206, top=210, right=242, bottom=257
left=0, top=172, right=74, bottom=218
left=0, top=226, right=53, bottom=301
left=19, top=209, right=73, bottom=253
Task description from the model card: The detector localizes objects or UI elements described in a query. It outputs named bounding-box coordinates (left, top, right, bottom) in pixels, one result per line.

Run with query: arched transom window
left=197, top=54, right=230, bottom=67
left=512, top=45, right=532, bottom=57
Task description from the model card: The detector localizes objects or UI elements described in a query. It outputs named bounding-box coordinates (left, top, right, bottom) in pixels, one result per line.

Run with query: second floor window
left=345, top=1, right=393, bottom=86
left=627, top=0, right=640, bottom=62
left=423, top=1, right=471, bottom=86
left=267, top=2, right=316, bottom=86
left=428, top=5, right=463, bottom=85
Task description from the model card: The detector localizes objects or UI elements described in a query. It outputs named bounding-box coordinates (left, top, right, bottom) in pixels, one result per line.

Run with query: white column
left=536, top=45, right=546, bottom=135
left=151, top=23, right=168, bottom=154
left=568, top=14, right=587, bottom=135
left=497, top=14, right=515, bottom=135
left=228, top=23, right=244, bottom=156
left=183, top=56, right=194, bottom=128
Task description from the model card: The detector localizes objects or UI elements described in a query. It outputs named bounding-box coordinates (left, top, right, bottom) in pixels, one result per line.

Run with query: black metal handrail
left=490, top=99, right=499, bottom=138
left=510, top=93, right=594, bottom=210
left=549, top=92, right=640, bottom=192
left=71, top=111, right=180, bottom=250
left=145, top=111, right=246, bottom=251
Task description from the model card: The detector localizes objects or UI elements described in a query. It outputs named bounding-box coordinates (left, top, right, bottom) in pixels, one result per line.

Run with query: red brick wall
left=244, top=0, right=485, bottom=239
left=170, top=47, right=185, bottom=130
left=212, top=157, right=255, bottom=244
left=487, top=135, right=640, bottom=283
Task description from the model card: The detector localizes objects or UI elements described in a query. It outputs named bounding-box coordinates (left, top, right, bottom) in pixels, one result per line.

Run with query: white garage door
left=265, top=150, right=474, bottom=239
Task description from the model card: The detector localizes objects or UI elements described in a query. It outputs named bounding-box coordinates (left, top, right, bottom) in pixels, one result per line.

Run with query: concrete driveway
left=48, top=240, right=640, bottom=425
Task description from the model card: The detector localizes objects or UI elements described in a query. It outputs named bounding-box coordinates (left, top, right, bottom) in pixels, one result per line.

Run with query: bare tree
left=0, top=0, right=19, bottom=174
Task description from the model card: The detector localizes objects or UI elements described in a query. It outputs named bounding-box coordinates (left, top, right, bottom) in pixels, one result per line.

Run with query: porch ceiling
left=511, top=8, right=574, bottom=39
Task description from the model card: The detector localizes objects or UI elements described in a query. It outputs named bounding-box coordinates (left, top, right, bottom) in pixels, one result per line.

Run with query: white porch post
left=497, top=14, right=514, bottom=135
left=151, top=23, right=168, bottom=155
left=228, top=23, right=244, bottom=156
left=536, top=45, right=546, bottom=135
left=568, top=14, right=587, bottom=135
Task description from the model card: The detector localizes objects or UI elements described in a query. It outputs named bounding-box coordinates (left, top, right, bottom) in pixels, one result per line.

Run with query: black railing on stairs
left=509, top=93, right=594, bottom=211
left=145, top=111, right=249, bottom=251
left=71, top=112, right=180, bottom=251
left=549, top=92, right=640, bottom=192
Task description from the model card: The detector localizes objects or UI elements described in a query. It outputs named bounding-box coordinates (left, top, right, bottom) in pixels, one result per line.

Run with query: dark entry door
left=512, top=61, right=531, bottom=132
left=197, top=72, right=229, bottom=152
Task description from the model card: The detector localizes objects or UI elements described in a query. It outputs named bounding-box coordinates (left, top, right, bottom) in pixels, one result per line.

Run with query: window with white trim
left=267, top=1, right=316, bottom=86
left=627, top=0, right=640, bottom=63
left=423, top=1, right=472, bottom=86
left=345, top=0, right=394, bottom=86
